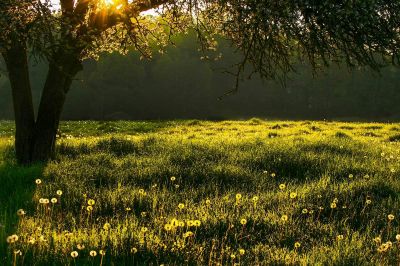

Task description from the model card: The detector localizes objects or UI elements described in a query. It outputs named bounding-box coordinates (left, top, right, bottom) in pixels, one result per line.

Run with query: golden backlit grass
left=1, top=119, right=400, bottom=265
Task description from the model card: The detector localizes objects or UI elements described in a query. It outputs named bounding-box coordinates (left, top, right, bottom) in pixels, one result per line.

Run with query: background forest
left=1, top=33, right=399, bottom=121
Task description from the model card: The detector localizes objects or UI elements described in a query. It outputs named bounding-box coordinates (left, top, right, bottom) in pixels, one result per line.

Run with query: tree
left=0, top=0, right=399, bottom=164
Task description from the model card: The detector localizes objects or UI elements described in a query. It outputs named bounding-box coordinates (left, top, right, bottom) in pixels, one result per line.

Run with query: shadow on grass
left=0, top=146, right=44, bottom=264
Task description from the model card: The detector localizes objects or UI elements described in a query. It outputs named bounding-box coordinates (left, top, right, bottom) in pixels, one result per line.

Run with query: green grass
left=1, top=120, right=400, bottom=265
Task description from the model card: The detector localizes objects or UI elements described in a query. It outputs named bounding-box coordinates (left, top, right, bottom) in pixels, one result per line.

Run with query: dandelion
left=388, top=214, right=395, bottom=221
left=87, top=206, right=93, bottom=212
left=373, top=237, right=382, bottom=244
left=230, top=254, right=236, bottom=259
left=290, top=192, right=297, bottom=199
left=141, top=227, right=148, bottom=233
left=337, top=235, right=344, bottom=241
left=240, top=218, right=247, bottom=225
left=16, top=209, right=26, bottom=216
left=178, top=221, right=185, bottom=227
left=99, top=250, right=106, bottom=255
left=263, top=170, right=268, bottom=174
left=279, top=184, right=286, bottom=190
left=348, top=174, right=353, bottom=178
left=103, top=223, right=111, bottom=230
left=294, top=242, right=301, bottom=248
left=77, top=244, right=85, bottom=250
left=125, top=207, right=131, bottom=211
left=70, top=251, right=78, bottom=258
left=391, top=168, right=396, bottom=173
left=205, top=199, right=211, bottom=205
left=35, top=179, right=42, bottom=185
left=239, top=249, right=245, bottom=255
left=366, top=199, right=372, bottom=205
left=6, top=234, right=18, bottom=244
left=178, top=203, right=185, bottom=209
left=56, top=190, right=63, bottom=196
left=184, top=231, right=194, bottom=238
left=333, top=198, right=338, bottom=203
left=89, top=250, right=97, bottom=257
left=302, top=209, right=308, bottom=214
left=252, top=196, right=259, bottom=202
left=51, top=198, right=57, bottom=204
left=386, top=241, right=393, bottom=248
left=27, top=237, right=35, bottom=244
left=330, top=202, right=337, bottom=209
left=131, top=247, right=138, bottom=254
left=281, top=215, right=288, bottom=222
left=170, top=176, right=176, bottom=182
left=43, top=198, right=49, bottom=204
left=139, top=189, right=145, bottom=194
left=235, top=194, right=242, bottom=201
left=271, top=173, right=276, bottom=177
left=87, top=199, right=95, bottom=206
left=194, top=220, right=201, bottom=227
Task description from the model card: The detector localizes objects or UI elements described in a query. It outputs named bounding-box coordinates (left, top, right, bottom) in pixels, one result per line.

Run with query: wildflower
left=366, top=199, right=372, bottom=205
left=240, top=218, right=247, bottom=225
left=131, top=247, right=138, bottom=254
left=184, top=231, right=194, bottom=238
left=6, top=234, right=18, bottom=244
left=281, top=215, right=288, bottom=222
left=263, top=170, right=268, bottom=174
left=175, top=185, right=180, bottom=189
left=373, top=237, right=382, bottom=244
left=388, top=214, right=395, bottom=221
left=252, top=196, right=259, bottom=202
left=141, top=212, right=147, bottom=217
left=337, top=235, right=344, bottom=241
left=194, top=220, right=201, bottom=227
left=87, top=199, right=95, bottom=206
left=170, top=176, right=176, bottom=182
left=139, top=189, right=145, bottom=194
left=271, top=173, right=276, bottom=177
left=43, top=198, right=49, bottom=204
left=239, top=249, right=245, bottom=255
left=141, top=227, right=148, bottom=233
left=235, top=194, right=242, bottom=201
left=302, top=209, right=308, bottom=214
left=230, top=254, right=236, bottom=259
left=178, top=221, right=185, bottom=227
left=330, top=203, right=337, bottom=209
left=290, top=192, right=297, bottom=199
left=294, top=242, right=301, bottom=248
left=164, top=224, right=172, bottom=231
left=16, top=209, right=26, bottom=216
left=348, top=174, right=353, bottom=178
left=333, top=198, right=339, bottom=203
left=27, top=237, right=35, bottom=244
left=391, top=168, right=396, bottom=173
left=396, top=234, right=400, bottom=241
left=279, top=184, right=286, bottom=190
left=87, top=206, right=93, bottom=212
left=205, top=199, right=211, bottom=205
left=178, top=203, right=185, bottom=209
left=56, top=190, right=63, bottom=196
left=51, top=198, right=57, bottom=204
left=386, top=241, right=393, bottom=248
left=89, top=250, right=97, bottom=257
left=77, top=244, right=85, bottom=250
left=70, top=251, right=78, bottom=258
left=125, top=207, right=131, bottom=211
left=35, top=179, right=42, bottom=185
left=103, top=223, right=111, bottom=230
left=99, top=250, right=106, bottom=255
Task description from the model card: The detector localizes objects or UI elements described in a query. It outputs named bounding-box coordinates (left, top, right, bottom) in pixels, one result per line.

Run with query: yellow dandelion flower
left=178, top=203, right=185, bottom=209
left=348, top=174, right=353, bottom=178
left=302, top=209, right=308, bottom=214
left=6, top=234, right=18, bottom=244
left=89, top=250, right=97, bottom=257
left=366, top=199, right=372, bottom=205
left=271, top=173, right=276, bottom=177
left=235, top=194, right=242, bottom=201
left=230, top=254, right=236, bottom=259
left=279, top=184, right=286, bottom=190
left=281, top=215, right=288, bottom=222
left=35, top=179, right=42, bottom=185
left=205, top=199, right=211, bottom=205
left=337, top=235, right=344, bottom=240
left=330, top=203, right=337, bottom=209
left=386, top=241, right=393, bottom=248
left=184, top=231, right=194, bottom=238
left=77, top=244, right=85, bottom=250
left=294, top=242, right=301, bottom=248
left=17, top=209, right=26, bottom=216
left=171, top=218, right=180, bottom=227
left=70, top=251, right=78, bottom=258
left=290, top=192, right=297, bottom=199
left=131, top=247, right=138, bottom=254
left=178, top=221, right=185, bottom=227
left=103, top=223, right=111, bottom=230
left=388, top=214, right=395, bottom=221
left=141, top=227, right=148, bottom=233
left=56, top=190, right=63, bottom=196
left=373, top=237, right=382, bottom=244
left=187, top=220, right=194, bottom=227
left=396, top=234, right=400, bottom=241
left=139, top=189, right=145, bottom=194
left=252, top=196, right=259, bottom=202
left=51, top=198, right=57, bottom=204
left=170, top=176, right=176, bottom=182
left=240, top=218, right=247, bottom=225
left=239, top=249, right=245, bottom=255
left=99, top=250, right=106, bottom=255
left=87, top=199, right=95, bottom=206
left=126, top=207, right=131, bottom=211
left=87, top=206, right=93, bottom=212
left=194, top=220, right=201, bottom=227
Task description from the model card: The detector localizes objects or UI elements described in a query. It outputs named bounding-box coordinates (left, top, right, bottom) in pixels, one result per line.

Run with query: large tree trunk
left=31, top=54, right=82, bottom=162
left=2, top=41, right=36, bottom=164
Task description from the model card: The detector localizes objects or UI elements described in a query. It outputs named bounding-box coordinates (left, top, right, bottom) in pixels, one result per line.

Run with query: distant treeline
left=1, top=33, right=400, bottom=121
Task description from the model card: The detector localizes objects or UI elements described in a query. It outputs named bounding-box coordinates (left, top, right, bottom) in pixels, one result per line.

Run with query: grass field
left=1, top=119, right=400, bottom=265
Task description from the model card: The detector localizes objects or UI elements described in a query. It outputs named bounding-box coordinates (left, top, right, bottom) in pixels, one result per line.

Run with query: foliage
left=1, top=120, right=400, bottom=264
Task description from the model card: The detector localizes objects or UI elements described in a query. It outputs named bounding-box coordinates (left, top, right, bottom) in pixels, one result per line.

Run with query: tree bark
left=2, top=41, right=36, bottom=164
left=31, top=54, right=82, bottom=162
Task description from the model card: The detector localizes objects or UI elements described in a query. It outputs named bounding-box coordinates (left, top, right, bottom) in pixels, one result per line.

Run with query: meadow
left=1, top=119, right=400, bottom=265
